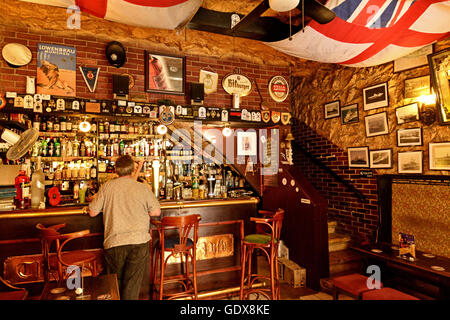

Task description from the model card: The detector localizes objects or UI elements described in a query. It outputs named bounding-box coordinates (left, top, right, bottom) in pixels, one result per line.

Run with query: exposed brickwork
left=291, top=119, right=379, bottom=242
left=0, top=24, right=290, bottom=112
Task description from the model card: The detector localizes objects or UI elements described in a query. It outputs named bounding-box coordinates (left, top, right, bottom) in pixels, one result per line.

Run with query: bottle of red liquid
left=15, top=164, right=31, bottom=210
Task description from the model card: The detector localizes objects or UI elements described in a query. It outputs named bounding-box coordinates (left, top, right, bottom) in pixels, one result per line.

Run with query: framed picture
left=365, top=112, right=389, bottom=137
left=428, top=48, right=450, bottom=125
left=429, top=142, right=450, bottom=170
left=341, top=103, right=359, bottom=124
left=404, top=75, right=430, bottom=99
left=397, top=128, right=422, bottom=147
left=363, top=82, right=388, bottom=111
left=370, top=149, right=393, bottom=169
left=393, top=44, right=433, bottom=73
left=237, top=131, right=257, bottom=156
left=324, top=100, right=340, bottom=119
left=398, top=151, right=423, bottom=174
left=348, top=147, right=369, bottom=168
left=144, top=51, right=185, bottom=95
left=395, top=103, right=419, bottom=124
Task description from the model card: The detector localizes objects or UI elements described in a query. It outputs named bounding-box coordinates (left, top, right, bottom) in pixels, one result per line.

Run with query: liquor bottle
left=14, top=164, right=31, bottom=209
left=91, top=122, right=97, bottom=133
left=98, top=141, right=105, bottom=157
left=90, top=164, right=97, bottom=179
left=119, top=140, right=125, bottom=156
left=104, top=120, right=110, bottom=133
left=110, top=121, right=115, bottom=133
left=67, top=138, right=73, bottom=157
left=80, top=140, right=86, bottom=157
left=113, top=139, right=119, bottom=157
left=33, top=115, right=41, bottom=131
left=54, top=165, right=62, bottom=181
left=73, top=183, right=79, bottom=201
left=60, top=117, right=66, bottom=132
left=120, top=122, right=127, bottom=134
left=66, top=117, right=73, bottom=132
left=106, top=161, right=115, bottom=173
left=40, top=138, right=48, bottom=157
left=32, top=140, right=40, bottom=157
left=72, top=119, right=79, bottom=132
left=46, top=117, right=54, bottom=132
left=54, top=118, right=60, bottom=132
left=54, top=138, right=61, bottom=157
left=98, top=120, right=104, bottom=133
left=40, top=117, right=47, bottom=132
left=72, top=138, right=79, bottom=157
left=48, top=138, right=54, bottom=157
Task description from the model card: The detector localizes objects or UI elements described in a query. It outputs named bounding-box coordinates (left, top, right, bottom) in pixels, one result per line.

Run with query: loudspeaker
left=113, top=74, right=129, bottom=99
left=190, top=82, right=204, bottom=105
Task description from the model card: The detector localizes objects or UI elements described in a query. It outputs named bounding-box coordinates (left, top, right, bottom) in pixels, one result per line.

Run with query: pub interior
left=0, top=0, right=449, bottom=302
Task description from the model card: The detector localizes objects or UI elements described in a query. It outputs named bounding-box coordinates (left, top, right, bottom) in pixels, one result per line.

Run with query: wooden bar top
left=0, top=197, right=259, bottom=219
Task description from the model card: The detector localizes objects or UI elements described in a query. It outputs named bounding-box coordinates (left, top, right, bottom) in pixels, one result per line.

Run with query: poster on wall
left=36, top=43, right=76, bottom=97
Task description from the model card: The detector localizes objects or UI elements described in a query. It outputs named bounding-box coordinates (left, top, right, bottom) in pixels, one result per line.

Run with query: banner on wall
left=36, top=43, right=76, bottom=97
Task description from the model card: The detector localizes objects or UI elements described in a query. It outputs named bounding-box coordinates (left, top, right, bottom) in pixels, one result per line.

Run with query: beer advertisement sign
left=268, top=76, right=289, bottom=103
left=222, top=73, right=252, bottom=96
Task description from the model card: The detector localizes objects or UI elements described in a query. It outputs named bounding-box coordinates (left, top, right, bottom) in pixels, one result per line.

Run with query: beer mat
left=423, top=253, right=436, bottom=258
left=50, top=287, right=66, bottom=294
left=75, top=294, right=91, bottom=300
left=431, top=266, right=445, bottom=271
left=371, top=249, right=383, bottom=253
left=55, top=295, right=71, bottom=300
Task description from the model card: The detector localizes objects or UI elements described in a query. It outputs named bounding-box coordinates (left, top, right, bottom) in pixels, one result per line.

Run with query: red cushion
left=0, top=290, right=27, bottom=300
left=362, top=288, right=419, bottom=300
left=333, top=273, right=383, bottom=296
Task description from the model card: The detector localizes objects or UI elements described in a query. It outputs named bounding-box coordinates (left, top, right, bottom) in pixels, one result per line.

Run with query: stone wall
left=291, top=39, right=450, bottom=241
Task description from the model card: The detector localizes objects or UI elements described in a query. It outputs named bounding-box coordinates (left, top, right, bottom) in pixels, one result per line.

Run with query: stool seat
left=243, top=234, right=277, bottom=245
left=362, top=288, right=419, bottom=300
left=333, top=273, right=383, bottom=299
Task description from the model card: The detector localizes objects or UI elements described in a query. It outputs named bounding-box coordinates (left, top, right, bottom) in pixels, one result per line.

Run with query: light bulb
left=222, top=127, right=232, bottom=137
left=269, top=0, right=299, bottom=12
left=79, top=120, right=91, bottom=132
left=156, top=124, right=167, bottom=135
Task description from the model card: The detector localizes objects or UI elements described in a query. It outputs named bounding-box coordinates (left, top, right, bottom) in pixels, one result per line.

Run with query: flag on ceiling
left=20, top=0, right=202, bottom=30
left=266, top=0, right=450, bottom=67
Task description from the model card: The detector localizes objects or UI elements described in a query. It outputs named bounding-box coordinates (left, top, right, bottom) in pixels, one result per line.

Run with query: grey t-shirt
left=89, top=176, right=160, bottom=249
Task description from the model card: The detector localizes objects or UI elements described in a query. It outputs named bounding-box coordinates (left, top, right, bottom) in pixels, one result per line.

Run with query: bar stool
left=362, top=287, right=419, bottom=300
left=151, top=214, right=201, bottom=300
left=36, top=223, right=100, bottom=285
left=240, top=208, right=284, bottom=300
left=332, top=273, right=383, bottom=300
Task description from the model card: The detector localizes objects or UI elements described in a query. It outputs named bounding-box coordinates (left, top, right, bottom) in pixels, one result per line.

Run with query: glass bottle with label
left=48, top=138, right=55, bottom=157
left=60, top=117, right=66, bottom=132
left=66, top=117, right=73, bottom=132
left=15, top=164, right=31, bottom=209
left=54, top=137, right=61, bottom=157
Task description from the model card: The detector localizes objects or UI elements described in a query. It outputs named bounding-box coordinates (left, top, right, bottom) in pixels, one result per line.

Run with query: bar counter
left=0, top=197, right=259, bottom=297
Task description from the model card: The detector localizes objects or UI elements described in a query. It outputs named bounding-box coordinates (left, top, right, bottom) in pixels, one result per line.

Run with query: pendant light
left=269, top=0, right=299, bottom=12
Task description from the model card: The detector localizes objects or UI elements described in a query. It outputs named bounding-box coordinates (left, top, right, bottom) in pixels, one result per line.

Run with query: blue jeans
left=104, top=242, right=149, bottom=300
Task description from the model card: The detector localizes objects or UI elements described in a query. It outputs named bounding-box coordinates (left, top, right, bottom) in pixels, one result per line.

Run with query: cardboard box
left=277, top=258, right=306, bottom=288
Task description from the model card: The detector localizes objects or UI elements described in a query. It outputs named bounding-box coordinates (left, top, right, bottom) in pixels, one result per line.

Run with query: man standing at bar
left=88, top=155, right=160, bottom=300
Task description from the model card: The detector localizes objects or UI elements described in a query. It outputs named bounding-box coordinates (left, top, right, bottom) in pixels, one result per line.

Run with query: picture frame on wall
left=395, top=103, right=420, bottom=125
left=429, top=142, right=450, bottom=170
left=404, top=75, right=431, bottom=99
left=393, top=44, right=433, bottom=73
left=363, top=82, right=388, bottom=111
left=348, top=146, right=369, bottom=168
left=324, top=100, right=340, bottom=119
left=365, top=112, right=389, bottom=137
left=370, top=149, right=393, bottom=169
left=398, top=151, right=423, bottom=174
left=397, top=128, right=422, bottom=147
left=428, top=48, right=450, bottom=125
left=341, top=103, right=359, bottom=124
left=144, top=51, right=185, bottom=95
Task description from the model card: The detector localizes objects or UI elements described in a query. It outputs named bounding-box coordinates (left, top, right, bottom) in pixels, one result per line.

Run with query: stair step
left=328, top=221, right=337, bottom=234
left=330, top=261, right=363, bottom=277
left=328, top=233, right=352, bottom=252
left=329, top=249, right=362, bottom=265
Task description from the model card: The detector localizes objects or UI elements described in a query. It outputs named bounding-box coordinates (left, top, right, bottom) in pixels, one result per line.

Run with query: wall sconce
left=222, top=126, right=232, bottom=137
left=418, top=93, right=437, bottom=125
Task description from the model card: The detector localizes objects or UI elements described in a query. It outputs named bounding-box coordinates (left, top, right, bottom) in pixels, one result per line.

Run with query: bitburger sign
left=222, top=73, right=252, bottom=96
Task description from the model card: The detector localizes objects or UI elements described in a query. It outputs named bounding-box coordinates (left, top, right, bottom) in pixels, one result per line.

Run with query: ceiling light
left=79, top=120, right=91, bottom=132
left=269, top=0, right=299, bottom=12
left=156, top=124, right=167, bottom=135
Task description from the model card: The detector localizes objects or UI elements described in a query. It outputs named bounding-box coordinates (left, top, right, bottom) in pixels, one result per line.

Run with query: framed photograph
left=370, top=149, right=393, bottom=169
left=365, top=112, right=389, bottom=137
left=397, top=128, right=422, bottom=147
left=324, top=101, right=340, bottom=119
left=404, top=75, right=430, bottom=99
left=144, top=51, right=185, bottom=95
left=237, top=131, right=257, bottom=156
left=428, top=48, right=450, bottom=125
left=398, top=151, right=423, bottom=174
left=341, top=103, right=359, bottom=124
left=348, top=147, right=369, bottom=168
left=395, top=103, right=419, bottom=124
left=393, top=44, right=433, bottom=73
left=363, top=82, right=388, bottom=111
left=429, top=142, right=450, bottom=170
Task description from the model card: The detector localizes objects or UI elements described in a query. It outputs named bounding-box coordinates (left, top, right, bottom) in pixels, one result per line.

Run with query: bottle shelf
left=98, top=133, right=161, bottom=139
left=31, top=156, right=96, bottom=161
left=98, top=156, right=159, bottom=161
left=39, top=132, right=97, bottom=137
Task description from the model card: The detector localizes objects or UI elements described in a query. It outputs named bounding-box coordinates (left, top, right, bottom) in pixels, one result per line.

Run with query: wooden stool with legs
left=240, top=208, right=284, bottom=300
left=36, top=223, right=101, bottom=285
left=150, top=214, right=201, bottom=300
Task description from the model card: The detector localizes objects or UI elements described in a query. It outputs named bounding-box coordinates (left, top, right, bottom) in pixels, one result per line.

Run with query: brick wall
left=292, top=119, right=379, bottom=242
left=0, top=24, right=290, bottom=112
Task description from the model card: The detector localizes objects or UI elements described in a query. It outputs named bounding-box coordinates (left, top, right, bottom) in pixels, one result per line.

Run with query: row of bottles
left=33, top=115, right=97, bottom=133
left=42, top=160, right=97, bottom=181
left=32, top=137, right=97, bottom=158
left=98, top=120, right=154, bottom=135
left=98, top=138, right=158, bottom=157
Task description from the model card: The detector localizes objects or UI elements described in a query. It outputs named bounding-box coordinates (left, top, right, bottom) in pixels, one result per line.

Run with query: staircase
left=320, top=221, right=364, bottom=293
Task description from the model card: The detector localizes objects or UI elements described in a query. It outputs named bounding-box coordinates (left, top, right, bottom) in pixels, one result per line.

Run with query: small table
left=351, top=243, right=450, bottom=299
left=40, top=274, right=120, bottom=300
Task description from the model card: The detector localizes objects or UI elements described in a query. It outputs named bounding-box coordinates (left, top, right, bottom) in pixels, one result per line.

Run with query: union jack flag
left=267, top=0, right=450, bottom=67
